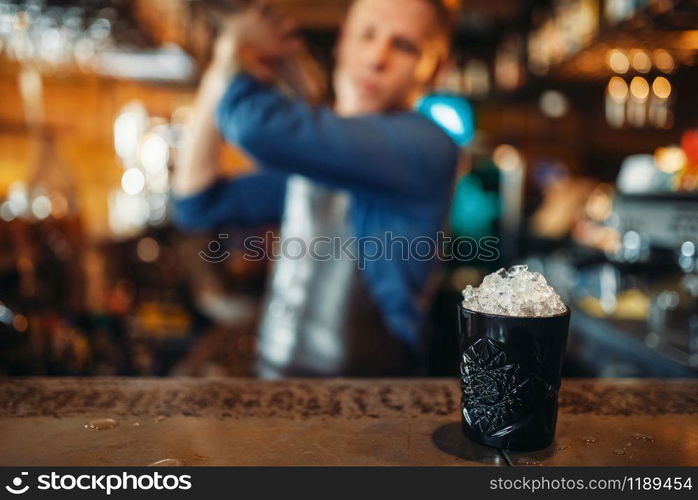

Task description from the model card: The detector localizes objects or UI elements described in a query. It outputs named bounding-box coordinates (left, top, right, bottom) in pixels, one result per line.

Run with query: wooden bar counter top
left=0, top=378, right=696, bottom=467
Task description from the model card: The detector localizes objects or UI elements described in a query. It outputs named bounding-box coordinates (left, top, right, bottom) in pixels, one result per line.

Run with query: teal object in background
left=450, top=165, right=500, bottom=240
left=416, top=93, right=475, bottom=147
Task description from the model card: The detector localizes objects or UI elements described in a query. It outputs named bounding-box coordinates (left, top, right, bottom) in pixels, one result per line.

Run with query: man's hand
left=174, top=0, right=301, bottom=197
left=174, top=1, right=325, bottom=198
left=210, top=1, right=302, bottom=83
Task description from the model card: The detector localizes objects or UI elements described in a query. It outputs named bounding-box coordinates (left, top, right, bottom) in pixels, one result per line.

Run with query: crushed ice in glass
left=461, top=265, right=567, bottom=317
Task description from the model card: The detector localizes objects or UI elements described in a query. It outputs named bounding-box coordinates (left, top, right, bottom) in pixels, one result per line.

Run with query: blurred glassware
left=604, top=0, right=640, bottom=24
left=539, top=90, right=569, bottom=118
left=462, top=59, right=490, bottom=99
left=114, top=101, right=149, bottom=166
left=653, top=48, right=676, bottom=73
left=0, top=0, right=195, bottom=79
left=495, top=34, right=525, bottom=91
left=616, top=154, right=673, bottom=194
left=647, top=250, right=698, bottom=367
left=110, top=102, right=179, bottom=237
left=607, top=49, right=630, bottom=74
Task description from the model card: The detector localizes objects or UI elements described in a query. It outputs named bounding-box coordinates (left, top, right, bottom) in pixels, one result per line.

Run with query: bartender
left=172, top=0, right=459, bottom=377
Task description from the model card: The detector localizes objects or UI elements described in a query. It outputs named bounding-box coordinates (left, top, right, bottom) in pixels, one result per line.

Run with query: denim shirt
left=173, top=73, right=459, bottom=351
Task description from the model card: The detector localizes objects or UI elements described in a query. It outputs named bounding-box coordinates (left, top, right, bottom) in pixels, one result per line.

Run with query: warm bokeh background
left=1, top=0, right=697, bottom=378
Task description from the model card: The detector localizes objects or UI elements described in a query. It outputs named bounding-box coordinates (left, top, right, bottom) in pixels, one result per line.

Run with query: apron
left=256, top=175, right=414, bottom=377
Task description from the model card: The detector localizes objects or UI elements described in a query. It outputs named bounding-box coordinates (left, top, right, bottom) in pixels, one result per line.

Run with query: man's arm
left=172, top=170, right=287, bottom=232
left=172, top=66, right=233, bottom=197
left=171, top=45, right=288, bottom=232
left=215, top=75, right=460, bottom=201
left=172, top=4, right=298, bottom=229
left=171, top=59, right=289, bottom=233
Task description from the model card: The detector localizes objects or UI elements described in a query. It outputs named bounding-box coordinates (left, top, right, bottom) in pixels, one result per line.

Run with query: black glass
left=457, top=304, right=571, bottom=451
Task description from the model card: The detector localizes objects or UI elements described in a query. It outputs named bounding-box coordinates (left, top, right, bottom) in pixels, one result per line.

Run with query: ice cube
left=461, top=265, right=567, bottom=317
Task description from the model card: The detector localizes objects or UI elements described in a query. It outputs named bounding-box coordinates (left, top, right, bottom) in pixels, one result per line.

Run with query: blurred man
left=173, top=0, right=459, bottom=376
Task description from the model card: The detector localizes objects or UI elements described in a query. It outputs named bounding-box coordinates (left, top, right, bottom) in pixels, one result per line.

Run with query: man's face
left=333, top=0, right=445, bottom=115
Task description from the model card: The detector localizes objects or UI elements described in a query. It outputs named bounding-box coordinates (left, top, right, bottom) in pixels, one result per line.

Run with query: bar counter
left=0, top=378, right=696, bottom=466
